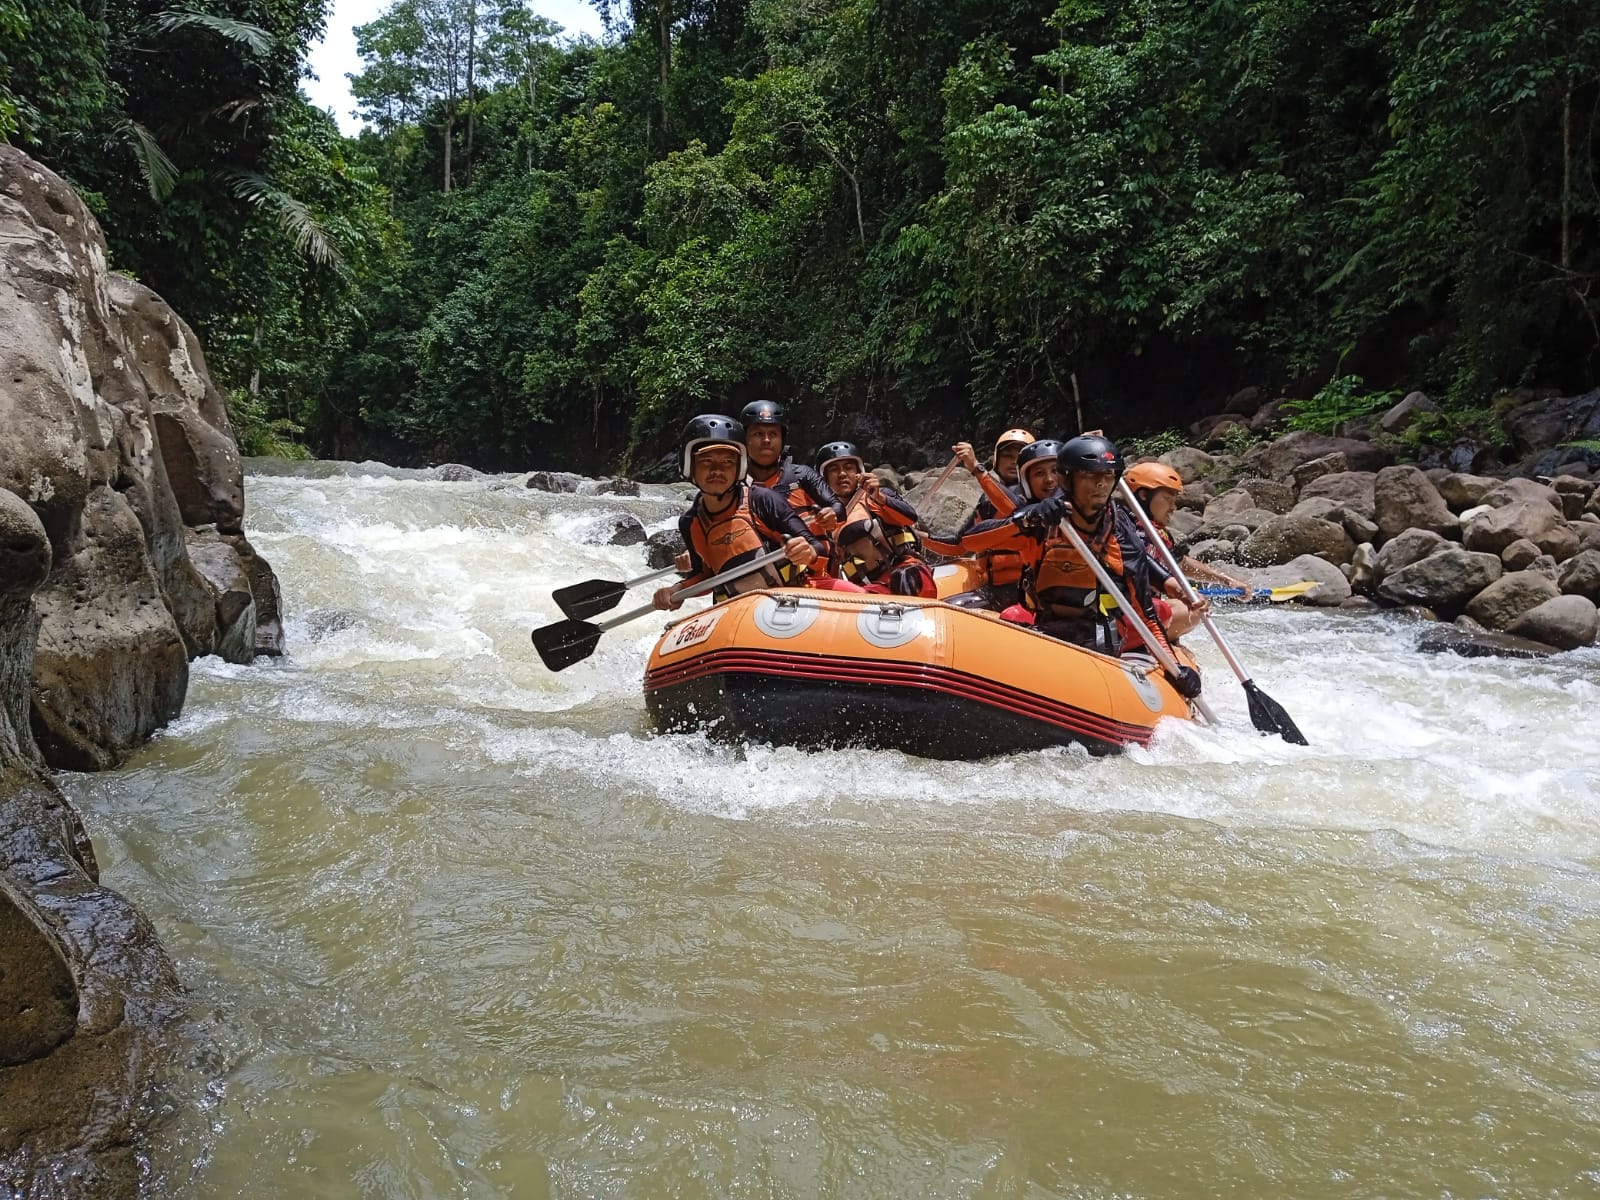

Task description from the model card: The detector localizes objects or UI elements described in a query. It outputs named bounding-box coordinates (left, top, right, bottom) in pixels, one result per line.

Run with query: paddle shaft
left=599, top=546, right=795, bottom=630
left=1054, top=518, right=1220, bottom=725
left=1115, top=480, right=1254, bottom=685
left=918, top=455, right=962, bottom=507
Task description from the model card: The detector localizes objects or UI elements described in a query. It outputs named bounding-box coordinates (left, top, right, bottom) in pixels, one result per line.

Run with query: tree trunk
left=657, top=0, right=671, bottom=136
left=443, top=110, right=454, bottom=194
left=464, top=0, right=477, bottom=187
left=249, top=319, right=262, bottom=399
left=1561, top=84, right=1572, bottom=271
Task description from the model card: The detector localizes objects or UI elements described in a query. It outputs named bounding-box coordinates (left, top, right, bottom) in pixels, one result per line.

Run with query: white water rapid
left=61, top=461, right=1600, bottom=1197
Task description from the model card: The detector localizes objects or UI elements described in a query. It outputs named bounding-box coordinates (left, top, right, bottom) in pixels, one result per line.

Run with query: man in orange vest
left=654, top=415, right=826, bottom=610
left=1011, top=434, right=1202, bottom=695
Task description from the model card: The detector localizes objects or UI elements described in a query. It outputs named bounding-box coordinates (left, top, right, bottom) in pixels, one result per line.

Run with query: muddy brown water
left=60, top=461, right=1600, bottom=1197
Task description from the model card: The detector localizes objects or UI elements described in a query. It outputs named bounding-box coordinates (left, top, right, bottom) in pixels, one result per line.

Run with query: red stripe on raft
left=645, top=648, right=1162, bottom=748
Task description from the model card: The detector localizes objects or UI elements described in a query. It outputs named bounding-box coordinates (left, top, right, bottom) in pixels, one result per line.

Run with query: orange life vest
left=833, top=488, right=921, bottom=585
left=688, top=492, right=803, bottom=597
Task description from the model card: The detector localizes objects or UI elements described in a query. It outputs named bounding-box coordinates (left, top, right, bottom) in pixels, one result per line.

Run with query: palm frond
left=113, top=118, right=180, bottom=200
left=227, top=170, right=347, bottom=276
left=153, top=10, right=275, bottom=57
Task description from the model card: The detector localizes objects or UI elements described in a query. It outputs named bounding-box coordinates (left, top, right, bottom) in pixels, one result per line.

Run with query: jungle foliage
left=5, top=0, right=1599, bottom=470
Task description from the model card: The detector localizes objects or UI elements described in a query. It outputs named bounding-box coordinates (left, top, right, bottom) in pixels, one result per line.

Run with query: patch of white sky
left=301, top=0, right=608, bottom=135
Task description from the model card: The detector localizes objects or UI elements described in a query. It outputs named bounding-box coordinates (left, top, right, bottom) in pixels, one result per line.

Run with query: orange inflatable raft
left=643, top=564, right=1198, bottom=759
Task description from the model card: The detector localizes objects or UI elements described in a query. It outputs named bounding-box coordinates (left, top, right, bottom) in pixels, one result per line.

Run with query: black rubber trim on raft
left=644, top=647, right=1160, bottom=757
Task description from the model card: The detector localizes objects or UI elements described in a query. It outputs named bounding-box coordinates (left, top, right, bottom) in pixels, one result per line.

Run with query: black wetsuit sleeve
left=795, top=464, right=845, bottom=519
left=875, top=487, right=920, bottom=526
left=677, top=511, right=708, bottom=578
left=750, top=486, right=827, bottom=555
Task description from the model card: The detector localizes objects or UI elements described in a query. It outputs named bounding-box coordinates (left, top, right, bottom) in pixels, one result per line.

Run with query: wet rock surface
left=1, top=144, right=281, bottom=1195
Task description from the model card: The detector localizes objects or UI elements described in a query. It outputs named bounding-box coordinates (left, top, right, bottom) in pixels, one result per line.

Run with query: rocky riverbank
left=1, top=146, right=283, bottom=1196
left=534, top=394, right=1600, bottom=658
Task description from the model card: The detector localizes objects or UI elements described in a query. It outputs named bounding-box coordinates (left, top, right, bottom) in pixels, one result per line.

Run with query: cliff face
left=0, top=143, right=282, bottom=1195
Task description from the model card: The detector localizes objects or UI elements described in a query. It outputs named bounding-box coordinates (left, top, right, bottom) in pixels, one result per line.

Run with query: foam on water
left=210, top=465, right=1600, bottom=862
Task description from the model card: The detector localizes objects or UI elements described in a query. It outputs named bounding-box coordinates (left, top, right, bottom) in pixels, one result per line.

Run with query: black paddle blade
left=532, top=618, right=603, bottom=671
left=1244, top=680, right=1308, bottom=745
left=552, top=578, right=628, bottom=621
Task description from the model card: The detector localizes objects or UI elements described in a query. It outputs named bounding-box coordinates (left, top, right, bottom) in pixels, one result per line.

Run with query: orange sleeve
left=978, top=471, right=1018, bottom=517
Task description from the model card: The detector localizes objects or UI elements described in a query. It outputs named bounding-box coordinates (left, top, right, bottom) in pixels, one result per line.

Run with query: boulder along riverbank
left=1, top=146, right=282, bottom=1196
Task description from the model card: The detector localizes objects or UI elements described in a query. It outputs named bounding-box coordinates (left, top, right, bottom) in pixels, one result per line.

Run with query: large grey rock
left=1436, top=473, right=1497, bottom=511
left=1377, top=391, right=1439, bottom=435
left=1481, top=477, right=1561, bottom=511
left=1233, top=477, right=1298, bottom=514
left=1503, top=389, right=1600, bottom=459
left=1241, top=431, right=1395, bottom=479
left=2, top=145, right=279, bottom=764
left=1239, top=514, right=1356, bottom=567
left=1504, top=594, right=1599, bottom=650
left=1291, top=496, right=1342, bottom=522
left=1463, top=571, right=1560, bottom=631
left=1417, top=626, right=1557, bottom=659
left=1158, top=447, right=1218, bottom=483
left=184, top=529, right=257, bottom=664
left=904, top=470, right=983, bottom=537
left=1201, top=487, right=1260, bottom=521
left=645, top=528, right=687, bottom=570
left=1, top=143, right=193, bottom=1196
left=29, top=488, right=188, bottom=771
left=1558, top=550, right=1600, bottom=602
left=1291, top=452, right=1349, bottom=489
left=1372, top=528, right=1448, bottom=587
left=1462, top=500, right=1565, bottom=557
left=1340, top=509, right=1380, bottom=545
left=1374, top=465, right=1460, bottom=541
left=526, top=470, right=584, bottom=493
left=1298, top=471, right=1377, bottom=519
left=1254, top=554, right=1352, bottom=606
left=1376, top=547, right=1503, bottom=615
left=0, top=876, right=77, bottom=1068
left=1501, top=538, right=1543, bottom=570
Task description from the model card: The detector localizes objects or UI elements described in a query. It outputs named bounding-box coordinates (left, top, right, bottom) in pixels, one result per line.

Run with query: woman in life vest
left=653, top=414, right=827, bottom=611
left=1008, top=435, right=1203, bottom=698
left=815, top=441, right=936, bottom=597
left=1123, top=461, right=1252, bottom=638
left=923, top=437, right=1059, bottom=610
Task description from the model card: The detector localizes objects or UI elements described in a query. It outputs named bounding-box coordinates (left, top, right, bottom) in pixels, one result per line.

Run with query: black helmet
left=1058, top=433, right=1125, bottom=479
left=815, top=440, right=863, bottom=473
left=680, top=414, right=748, bottom=481
left=741, top=400, right=788, bottom=432
left=1015, top=439, right=1063, bottom=500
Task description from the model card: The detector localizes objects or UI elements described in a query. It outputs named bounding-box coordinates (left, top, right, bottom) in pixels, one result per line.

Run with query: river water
left=61, top=461, right=1600, bottom=1198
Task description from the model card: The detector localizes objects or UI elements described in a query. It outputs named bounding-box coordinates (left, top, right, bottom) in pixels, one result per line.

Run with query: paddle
left=1197, top=581, right=1316, bottom=602
left=1116, top=480, right=1307, bottom=745
left=1054, top=518, right=1222, bottom=727
left=553, top=564, right=678, bottom=621
left=919, top=454, right=963, bottom=508
left=532, top=547, right=791, bottom=672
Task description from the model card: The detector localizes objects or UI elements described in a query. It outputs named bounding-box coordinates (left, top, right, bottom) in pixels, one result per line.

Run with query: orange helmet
left=992, top=428, right=1035, bottom=460
left=1124, top=461, right=1183, bottom=494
